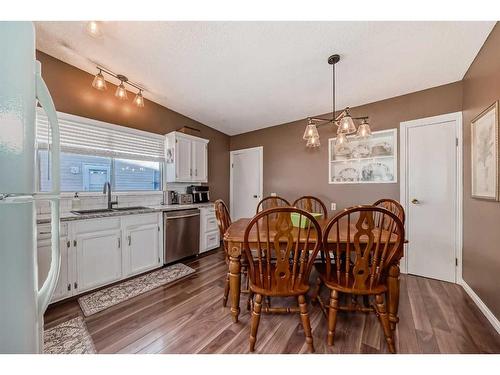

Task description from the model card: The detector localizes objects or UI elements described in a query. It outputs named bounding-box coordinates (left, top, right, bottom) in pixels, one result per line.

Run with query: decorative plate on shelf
left=361, top=162, right=393, bottom=181
left=336, top=167, right=359, bottom=182
left=351, top=143, right=371, bottom=158
left=371, top=141, right=392, bottom=156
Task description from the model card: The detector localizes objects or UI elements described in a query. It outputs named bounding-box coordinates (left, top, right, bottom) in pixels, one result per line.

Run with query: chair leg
left=222, top=272, right=230, bottom=307
left=327, top=290, right=339, bottom=346
left=249, top=294, right=263, bottom=352
left=310, top=277, right=322, bottom=304
left=247, top=291, right=254, bottom=311
left=298, top=294, right=315, bottom=353
left=375, top=294, right=396, bottom=354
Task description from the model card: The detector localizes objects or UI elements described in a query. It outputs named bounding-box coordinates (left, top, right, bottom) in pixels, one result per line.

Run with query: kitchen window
left=36, top=110, right=164, bottom=193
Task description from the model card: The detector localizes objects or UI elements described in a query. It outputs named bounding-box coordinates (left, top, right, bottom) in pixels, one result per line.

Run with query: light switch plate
left=270, top=192, right=277, bottom=197
left=331, top=202, right=336, bottom=211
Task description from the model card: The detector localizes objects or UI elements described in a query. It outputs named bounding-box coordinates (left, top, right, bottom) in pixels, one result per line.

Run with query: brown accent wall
left=36, top=51, right=230, bottom=202
left=462, top=24, right=500, bottom=320
left=230, top=82, right=463, bottom=210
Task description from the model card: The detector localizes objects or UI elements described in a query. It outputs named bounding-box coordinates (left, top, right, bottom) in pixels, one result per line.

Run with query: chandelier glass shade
left=92, top=70, right=107, bottom=91
left=115, top=82, right=128, bottom=100
left=356, top=119, right=372, bottom=138
left=303, top=121, right=319, bottom=140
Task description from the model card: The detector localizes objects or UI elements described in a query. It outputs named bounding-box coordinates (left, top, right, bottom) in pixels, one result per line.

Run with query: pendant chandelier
left=303, top=54, right=371, bottom=148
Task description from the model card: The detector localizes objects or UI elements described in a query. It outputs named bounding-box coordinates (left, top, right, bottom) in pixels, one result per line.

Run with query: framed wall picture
left=471, top=101, right=499, bottom=200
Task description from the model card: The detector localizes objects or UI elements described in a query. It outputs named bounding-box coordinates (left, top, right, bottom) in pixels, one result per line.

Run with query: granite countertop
left=36, top=202, right=214, bottom=224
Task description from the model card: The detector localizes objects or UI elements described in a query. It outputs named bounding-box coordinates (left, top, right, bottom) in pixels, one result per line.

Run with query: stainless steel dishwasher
left=164, top=208, right=200, bottom=264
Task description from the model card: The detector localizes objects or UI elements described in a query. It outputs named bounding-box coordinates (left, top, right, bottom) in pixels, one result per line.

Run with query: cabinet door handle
left=67, top=284, right=71, bottom=291
left=195, top=169, right=198, bottom=176
left=118, top=237, right=121, bottom=248
left=128, top=235, right=131, bottom=246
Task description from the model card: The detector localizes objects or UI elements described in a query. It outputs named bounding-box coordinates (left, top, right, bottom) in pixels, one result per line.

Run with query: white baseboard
left=459, top=278, right=500, bottom=334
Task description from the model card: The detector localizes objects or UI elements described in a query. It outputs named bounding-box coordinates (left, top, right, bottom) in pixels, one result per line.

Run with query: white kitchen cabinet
left=122, top=213, right=162, bottom=277
left=75, top=228, right=123, bottom=293
left=165, top=131, right=209, bottom=183
left=37, top=223, right=71, bottom=303
left=39, top=212, right=164, bottom=304
left=199, top=205, right=220, bottom=253
left=192, top=139, right=208, bottom=182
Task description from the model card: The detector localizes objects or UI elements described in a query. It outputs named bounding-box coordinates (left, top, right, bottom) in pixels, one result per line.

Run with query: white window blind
left=36, top=109, right=165, bottom=162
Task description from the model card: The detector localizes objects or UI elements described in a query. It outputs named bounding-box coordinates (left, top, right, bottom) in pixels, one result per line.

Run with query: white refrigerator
left=0, top=22, right=61, bottom=353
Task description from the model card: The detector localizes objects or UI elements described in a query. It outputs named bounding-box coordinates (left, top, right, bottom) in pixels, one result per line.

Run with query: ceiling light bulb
left=85, top=21, right=102, bottom=37
left=134, top=90, right=145, bottom=108
left=337, top=110, right=357, bottom=134
left=303, top=121, right=319, bottom=140
left=356, top=120, right=372, bottom=139
left=306, top=135, right=320, bottom=148
left=115, top=82, right=128, bottom=100
left=92, top=70, right=107, bottom=91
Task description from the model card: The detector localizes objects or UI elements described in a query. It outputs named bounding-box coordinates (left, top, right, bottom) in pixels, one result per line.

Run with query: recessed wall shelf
left=328, top=128, right=397, bottom=184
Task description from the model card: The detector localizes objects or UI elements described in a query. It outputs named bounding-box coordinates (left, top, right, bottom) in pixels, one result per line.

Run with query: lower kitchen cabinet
left=37, top=212, right=163, bottom=303
left=199, top=205, right=220, bottom=253
left=37, top=223, right=71, bottom=303
left=75, top=229, right=123, bottom=293
left=122, top=213, right=162, bottom=277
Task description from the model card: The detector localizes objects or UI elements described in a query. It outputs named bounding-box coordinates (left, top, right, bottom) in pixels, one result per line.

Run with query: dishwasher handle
left=165, top=213, right=200, bottom=220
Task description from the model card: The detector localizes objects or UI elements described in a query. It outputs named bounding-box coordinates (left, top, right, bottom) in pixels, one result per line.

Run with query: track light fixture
left=91, top=66, right=146, bottom=108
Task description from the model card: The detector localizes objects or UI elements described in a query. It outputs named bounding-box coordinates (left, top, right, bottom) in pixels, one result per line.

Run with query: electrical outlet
left=331, top=202, right=337, bottom=211
left=270, top=192, right=277, bottom=197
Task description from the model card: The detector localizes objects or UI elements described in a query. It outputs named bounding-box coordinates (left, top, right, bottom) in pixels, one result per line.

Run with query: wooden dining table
left=223, top=217, right=402, bottom=328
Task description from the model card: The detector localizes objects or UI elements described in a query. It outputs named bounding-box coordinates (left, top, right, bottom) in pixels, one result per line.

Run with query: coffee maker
left=187, top=185, right=210, bottom=203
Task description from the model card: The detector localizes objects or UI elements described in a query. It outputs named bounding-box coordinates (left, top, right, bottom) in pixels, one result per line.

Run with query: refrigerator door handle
left=35, top=61, right=61, bottom=314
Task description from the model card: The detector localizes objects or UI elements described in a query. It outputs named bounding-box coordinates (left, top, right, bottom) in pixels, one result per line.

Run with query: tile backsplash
left=36, top=193, right=164, bottom=215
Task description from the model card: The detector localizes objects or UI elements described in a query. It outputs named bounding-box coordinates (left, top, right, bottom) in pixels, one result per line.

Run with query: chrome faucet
left=103, top=182, right=118, bottom=209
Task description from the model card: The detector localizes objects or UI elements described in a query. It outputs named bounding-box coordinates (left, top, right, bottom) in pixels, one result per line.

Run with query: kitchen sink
left=112, top=206, right=149, bottom=211
left=71, top=206, right=150, bottom=215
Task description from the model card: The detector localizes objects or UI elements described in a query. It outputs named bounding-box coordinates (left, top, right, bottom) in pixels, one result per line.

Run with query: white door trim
left=229, top=146, right=264, bottom=217
left=399, top=112, right=463, bottom=282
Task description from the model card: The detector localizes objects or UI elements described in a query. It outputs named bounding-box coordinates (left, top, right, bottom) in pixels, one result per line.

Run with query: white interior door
left=230, top=147, right=263, bottom=220
left=401, top=113, right=461, bottom=283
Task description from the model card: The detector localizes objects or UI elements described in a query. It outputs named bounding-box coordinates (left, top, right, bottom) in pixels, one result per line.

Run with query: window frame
left=35, top=110, right=165, bottom=195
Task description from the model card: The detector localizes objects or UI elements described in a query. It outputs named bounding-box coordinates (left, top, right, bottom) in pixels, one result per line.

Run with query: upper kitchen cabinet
left=165, top=131, right=209, bottom=183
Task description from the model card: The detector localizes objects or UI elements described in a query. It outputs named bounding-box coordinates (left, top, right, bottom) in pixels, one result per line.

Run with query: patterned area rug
left=78, top=263, right=195, bottom=316
left=44, top=316, right=96, bottom=354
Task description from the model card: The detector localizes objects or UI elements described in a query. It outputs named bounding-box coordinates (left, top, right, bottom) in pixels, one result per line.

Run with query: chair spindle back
left=243, top=207, right=322, bottom=294
left=293, top=196, right=328, bottom=218
left=321, top=206, right=404, bottom=291
left=256, top=196, right=291, bottom=213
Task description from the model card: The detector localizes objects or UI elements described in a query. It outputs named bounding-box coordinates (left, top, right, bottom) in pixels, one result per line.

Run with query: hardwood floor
left=44, top=249, right=500, bottom=354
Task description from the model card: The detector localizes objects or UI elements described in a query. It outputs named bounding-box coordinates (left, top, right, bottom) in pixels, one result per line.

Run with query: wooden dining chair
left=256, top=196, right=290, bottom=213
left=214, top=199, right=249, bottom=307
left=373, top=198, right=405, bottom=226
left=312, top=206, right=404, bottom=353
left=293, top=196, right=328, bottom=218
left=243, top=207, right=322, bottom=353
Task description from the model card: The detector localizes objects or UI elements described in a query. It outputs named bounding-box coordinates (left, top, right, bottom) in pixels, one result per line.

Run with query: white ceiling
left=35, top=21, right=495, bottom=136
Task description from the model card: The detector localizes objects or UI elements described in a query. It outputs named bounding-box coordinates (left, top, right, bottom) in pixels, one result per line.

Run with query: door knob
left=411, top=198, right=420, bottom=204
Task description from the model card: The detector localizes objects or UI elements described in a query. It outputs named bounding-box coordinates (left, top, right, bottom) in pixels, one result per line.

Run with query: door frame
left=399, top=112, right=463, bottom=282
left=229, top=146, right=264, bottom=217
